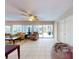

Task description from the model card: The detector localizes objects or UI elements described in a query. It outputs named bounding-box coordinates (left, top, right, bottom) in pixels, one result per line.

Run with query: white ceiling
left=5, top=0, right=73, bottom=21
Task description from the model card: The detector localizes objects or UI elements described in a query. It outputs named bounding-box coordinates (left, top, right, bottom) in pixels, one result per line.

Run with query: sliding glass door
left=5, top=24, right=53, bottom=38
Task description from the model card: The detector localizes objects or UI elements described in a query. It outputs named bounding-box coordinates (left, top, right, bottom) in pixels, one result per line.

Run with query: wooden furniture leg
left=6, top=55, right=8, bottom=59
left=17, top=46, right=20, bottom=59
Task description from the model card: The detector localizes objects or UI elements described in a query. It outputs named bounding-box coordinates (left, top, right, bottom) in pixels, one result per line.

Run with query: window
left=5, top=24, right=54, bottom=38
left=5, top=26, right=11, bottom=33
left=12, top=25, right=22, bottom=34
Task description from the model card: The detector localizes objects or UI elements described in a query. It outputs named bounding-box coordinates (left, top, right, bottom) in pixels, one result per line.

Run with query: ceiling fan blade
left=14, top=7, right=33, bottom=16
left=20, top=13, right=27, bottom=16
left=10, top=3, right=31, bottom=15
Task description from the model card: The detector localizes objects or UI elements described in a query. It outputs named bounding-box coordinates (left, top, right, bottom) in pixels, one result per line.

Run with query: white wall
left=57, top=15, right=73, bottom=45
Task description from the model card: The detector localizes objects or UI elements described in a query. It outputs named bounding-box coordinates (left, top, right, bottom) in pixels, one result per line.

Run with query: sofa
left=52, top=42, right=73, bottom=59
left=29, top=32, right=39, bottom=41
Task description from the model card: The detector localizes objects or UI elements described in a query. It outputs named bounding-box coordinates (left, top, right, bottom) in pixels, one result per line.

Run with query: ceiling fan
left=11, top=4, right=39, bottom=21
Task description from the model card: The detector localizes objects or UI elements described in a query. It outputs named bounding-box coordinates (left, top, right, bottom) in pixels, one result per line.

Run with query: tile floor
left=7, top=38, right=56, bottom=59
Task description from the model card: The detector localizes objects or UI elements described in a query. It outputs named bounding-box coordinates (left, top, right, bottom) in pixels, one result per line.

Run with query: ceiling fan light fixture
left=29, top=18, right=33, bottom=21
left=29, top=16, right=37, bottom=21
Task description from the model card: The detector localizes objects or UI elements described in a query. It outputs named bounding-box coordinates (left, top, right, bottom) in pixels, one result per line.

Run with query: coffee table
left=5, top=45, right=20, bottom=59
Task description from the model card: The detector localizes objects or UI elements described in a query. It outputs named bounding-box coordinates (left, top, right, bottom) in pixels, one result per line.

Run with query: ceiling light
left=29, top=16, right=37, bottom=21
